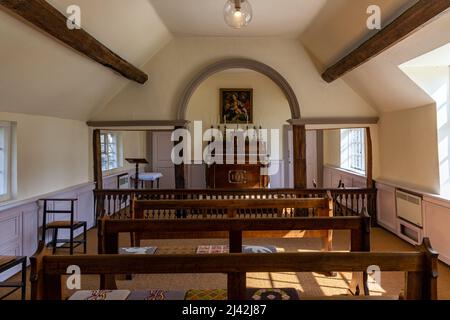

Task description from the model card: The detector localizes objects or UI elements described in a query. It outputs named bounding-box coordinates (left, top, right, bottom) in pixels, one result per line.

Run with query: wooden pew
left=30, top=238, right=438, bottom=300
left=130, top=197, right=334, bottom=249
left=98, top=209, right=371, bottom=293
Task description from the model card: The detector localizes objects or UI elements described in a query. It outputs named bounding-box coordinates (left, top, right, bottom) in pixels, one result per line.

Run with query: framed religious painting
left=220, top=88, right=253, bottom=124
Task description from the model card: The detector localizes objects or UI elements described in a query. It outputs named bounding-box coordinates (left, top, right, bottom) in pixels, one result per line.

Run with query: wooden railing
left=93, top=188, right=377, bottom=223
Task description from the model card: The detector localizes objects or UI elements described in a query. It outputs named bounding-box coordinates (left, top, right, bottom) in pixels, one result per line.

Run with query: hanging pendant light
left=224, top=0, right=253, bottom=29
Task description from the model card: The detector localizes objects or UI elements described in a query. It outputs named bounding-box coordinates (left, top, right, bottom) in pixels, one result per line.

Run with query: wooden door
left=152, top=131, right=175, bottom=189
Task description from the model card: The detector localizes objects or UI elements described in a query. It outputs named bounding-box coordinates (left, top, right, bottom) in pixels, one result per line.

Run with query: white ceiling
left=401, top=43, right=450, bottom=67
left=300, top=0, right=450, bottom=113
left=149, top=0, right=327, bottom=37
left=0, top=0, right=172, bottom=120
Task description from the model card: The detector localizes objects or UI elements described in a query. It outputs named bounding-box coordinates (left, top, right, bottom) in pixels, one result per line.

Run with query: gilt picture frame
left=220, top=88, right=253, bottom=124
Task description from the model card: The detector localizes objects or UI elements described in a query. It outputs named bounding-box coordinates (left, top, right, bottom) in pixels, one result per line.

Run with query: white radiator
left=118, top=174, right=129, bottom=189
left=395, top=189, right=423, bottom=227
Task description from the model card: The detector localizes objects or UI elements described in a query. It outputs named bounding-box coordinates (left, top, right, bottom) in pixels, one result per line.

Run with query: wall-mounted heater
left=395, top=189, right=423, bottom=245
left=117, top=173, right=130, bottom=189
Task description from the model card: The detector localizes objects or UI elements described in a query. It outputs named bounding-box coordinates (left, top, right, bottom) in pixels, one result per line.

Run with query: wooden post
left=100, top=232, right=118, bottom=290
left=292, top=125, right=307, bottom=189
left=349, top=209, right=372, bottom=296
left=228, top=272, right=246, bottom=300
left=43, top=274, right=62, bottom=300
left=93, top=129, right=103, bottom=190
left=316, top=196, right=333, bottom=252
left=316, top=129, right=324, bottom=188
left=174, top=126, right=186, bottom=189
left=228, top=229, right=245, bottom=300
left=229, top=230, right=242, bottom=253
left=365, top=127, right=373, bottom=189
left=93, top=130, right=104, bottom=225
left=412, top=238, right=439, bottom=300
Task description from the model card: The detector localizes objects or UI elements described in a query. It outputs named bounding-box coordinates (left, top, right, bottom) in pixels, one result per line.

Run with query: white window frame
left=0, top=122, right=11, bottom=202
left=340, top=128, right=366, bottom=175
left=100, top=132, right=122, bottom=172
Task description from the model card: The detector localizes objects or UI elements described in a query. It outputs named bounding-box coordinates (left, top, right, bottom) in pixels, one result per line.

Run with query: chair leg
left=70, top=227, right=74, bottom=255
left=21, top=258, right=26, bottom=301
left=41, top=225, right=46, bottom=244
left=52, top=229, right=58, bottom=254
left=83, top=223, right=87, bottom=254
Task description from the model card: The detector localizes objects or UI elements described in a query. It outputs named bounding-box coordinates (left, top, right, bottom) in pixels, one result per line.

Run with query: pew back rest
left=30, top=238, right=438, bottom=300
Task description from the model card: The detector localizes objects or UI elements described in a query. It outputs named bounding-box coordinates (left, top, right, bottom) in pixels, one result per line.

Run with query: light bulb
left=224, top=0, right=252, bottom=29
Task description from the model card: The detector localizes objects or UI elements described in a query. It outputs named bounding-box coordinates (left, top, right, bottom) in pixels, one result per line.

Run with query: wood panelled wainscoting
left=376, top=180, right=450, bottom=266
left=0, top=169, right=135, bottom=281
left=323, top=165, right=450, bottom=266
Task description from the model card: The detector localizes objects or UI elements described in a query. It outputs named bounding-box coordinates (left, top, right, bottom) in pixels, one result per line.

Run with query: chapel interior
left=0, top=0, right=450, bottom=301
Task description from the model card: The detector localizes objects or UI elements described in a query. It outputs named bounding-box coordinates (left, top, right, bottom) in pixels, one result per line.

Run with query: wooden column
left=292, top=125, right=307, bottom=189
left=93, top=129, right=104, bottom=226
left=365, top=127, right=373, bottom=188
left=316, top=129, right=324, bottom=188
left=93, top=129, right=103, bottom=190
left=174, top=126, right=186, bottom=189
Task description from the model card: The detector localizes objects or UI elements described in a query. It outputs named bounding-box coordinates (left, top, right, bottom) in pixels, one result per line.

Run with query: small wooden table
left=132, top=172, right=163, bottom=189
left=125, top=158, right=149, bottom=189
left=0, top=256, right=27, bottom=300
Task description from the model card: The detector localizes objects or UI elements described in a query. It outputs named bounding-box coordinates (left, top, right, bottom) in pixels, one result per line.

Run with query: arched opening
left=175, top=59, right=304, bottom=190
left=177, top=58, right=301, bottom=120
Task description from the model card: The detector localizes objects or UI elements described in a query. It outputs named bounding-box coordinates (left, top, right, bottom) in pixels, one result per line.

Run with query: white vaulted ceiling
left=300, top=0, right=450, bottom=112
left=149, top=0, right=327, bottom=37
left=2, top=0, right=450, bottom=121
left=0, top=0, right=172, bottom=120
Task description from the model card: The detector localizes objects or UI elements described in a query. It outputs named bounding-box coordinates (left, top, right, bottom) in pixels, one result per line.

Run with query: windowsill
left=0, top=195, right=12, bottom=205
left=324, top=164, right=366, bottom=179
left=102, top=166, right=141, bottom=178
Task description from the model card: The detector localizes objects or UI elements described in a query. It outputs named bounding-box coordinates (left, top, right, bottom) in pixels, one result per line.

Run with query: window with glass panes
left=341, top=128, right=365, bottom=174
left=0, top=123, right=11, bottom=201
left=101, top=132, right=119, bottom=171
left=349, top=129, right=364, bottom=172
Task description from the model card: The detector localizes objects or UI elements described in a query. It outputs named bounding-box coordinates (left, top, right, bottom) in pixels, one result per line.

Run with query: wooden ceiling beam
left=0, top=0, right=148, bottom=84
left=322, top=0, right=450, bottom=83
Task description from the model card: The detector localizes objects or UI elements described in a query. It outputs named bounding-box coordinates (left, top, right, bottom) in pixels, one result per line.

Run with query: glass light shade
left=224, top=0, right=252, bottom=29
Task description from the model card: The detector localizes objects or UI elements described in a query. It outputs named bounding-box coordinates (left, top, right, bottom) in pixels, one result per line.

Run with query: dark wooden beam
left=292, top=125, right=307, bottom=189
left=0, top=0, right=148, bottom=84
left=322, top=0, right=450, bottom=82
left=86, top=120, right=190, bottom=128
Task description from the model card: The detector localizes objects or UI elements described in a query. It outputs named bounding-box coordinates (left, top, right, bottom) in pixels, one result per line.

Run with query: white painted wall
left=90, top=37, right=378, bottom=121
left=398, top=66, right=449, bottom=196
left=0, top=112, right=90, bottom=202
left=0, top=113, right=147, bottom=203
left=186, top=70, right=291, bottom=158
left=323, top=129, right=341, bottom=167
left=378, top=104, right=440, bottom=194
